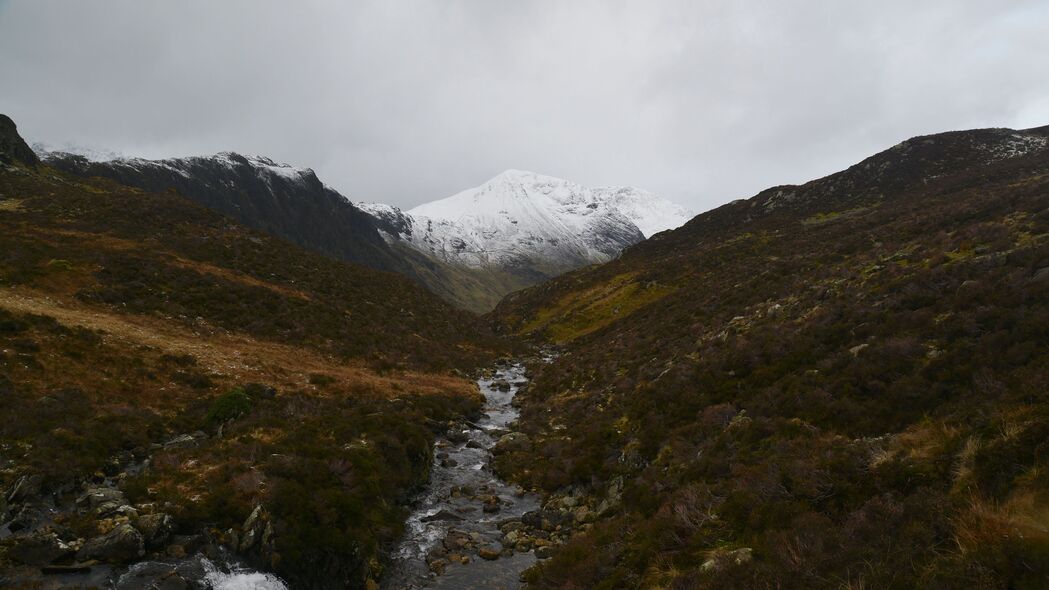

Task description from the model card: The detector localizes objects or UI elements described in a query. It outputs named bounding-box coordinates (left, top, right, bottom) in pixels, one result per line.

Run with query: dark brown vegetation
left=492, top=126, right=1049, bottom=588
left=44, top=150, right=542, bottom=313
left=0, top=136, right=509, bottom=588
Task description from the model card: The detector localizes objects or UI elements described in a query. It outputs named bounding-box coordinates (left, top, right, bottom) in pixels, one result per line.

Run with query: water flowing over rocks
left=0, top=439, right=287, bottom=590
left=382, top=359, right=552, bottom=589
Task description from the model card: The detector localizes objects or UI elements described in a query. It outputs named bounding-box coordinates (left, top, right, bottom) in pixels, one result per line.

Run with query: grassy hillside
left=0, top=148, right=510, bottom=588
left=491, top=126, right=1049, bottom=588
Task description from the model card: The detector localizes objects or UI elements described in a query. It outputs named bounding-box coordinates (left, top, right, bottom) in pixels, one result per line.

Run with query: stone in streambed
left=443, top=530, right=471, bottom=552
left=7, top=530, right=75, bottom=565
left=535, top=545, right=556, bottom=559
left=421, top=509, right=464, bottom=522
left=428, top=559, right=448, bottom=575
left=493, top=432, right=531, bottom=454
left=134, top=513, right=173, bottom=548
left=77, top=523, right=145, bottom=564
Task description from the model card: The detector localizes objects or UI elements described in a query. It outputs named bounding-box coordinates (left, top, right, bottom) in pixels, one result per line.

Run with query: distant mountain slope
left=37, top=150, right=405, bottom=272
left=39, top=152, right=691, bottom=312
left=0, top=114, right=39, bottom=166
left=1, top=115, right=508, bottom=589
left=490, top=125, right=1049, bottom=589
left=360, top=169, right=693, bottom=293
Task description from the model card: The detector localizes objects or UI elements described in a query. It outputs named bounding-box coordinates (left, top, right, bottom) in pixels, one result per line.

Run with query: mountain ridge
left=38, top=145, right=693, bottom=311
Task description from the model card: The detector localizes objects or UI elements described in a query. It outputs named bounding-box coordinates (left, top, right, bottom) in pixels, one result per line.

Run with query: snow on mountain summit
left=364, top=170, right=693, bottom=274
left=409, top=169, right=691, bottom=238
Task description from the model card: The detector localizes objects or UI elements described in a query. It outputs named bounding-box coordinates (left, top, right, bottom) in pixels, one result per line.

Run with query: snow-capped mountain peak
left=410, top=169, right=692, bottom=238
left=364, top=170, right=693, bottom=276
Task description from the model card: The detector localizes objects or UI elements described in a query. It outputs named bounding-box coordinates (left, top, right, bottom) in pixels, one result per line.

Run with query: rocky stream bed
left=381, top=359, right=551, bottom=590
left=0, top=356, right=603, bottom=589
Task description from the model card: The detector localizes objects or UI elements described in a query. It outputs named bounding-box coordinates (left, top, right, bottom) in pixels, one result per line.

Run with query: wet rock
left=428, top=558, right=448, bottom=575
left=427, top=545, right=448, bottom=562
left=573, top=505, right=594, bottom=524
left=421, top=509, right=463, bottom=523
left=169, top=533, right=205, bottom=554
left=78, top=486, right=128, bottom=515
left=77, top=523, right=145, bottom=564
left=522, top=509, right=570, bottom=532
left=492, top=379, right=511, bottom=392
left=41, top=564, right=93, bottom=575
left=482, top=496, right=501, bottom=513
left=465, top=440, right=484, bottom=449
left=443, top=530, right=470, bottom=552
left=7, top=530, right=75, bottom=565
left=535, top=545, right=556, bottom=559
left=226, top=528, right=239, bottom=551
left=441, top=458, right=459, bottom=468
left=501, top=530, right=521, bottom=547
left=494, top=432, right=532, bottom=454
left=105, top=504, right=140, bottom=519
left=261, top=521, right=274, bottom=549
left=116, top=561, right=192, bottom=590
left=243, top=505, right=263, bottom=531
left=478, top=546, right=501, bottom=560
left=446, top=429, right=470, bottom=444
left=595, top=476, right=625, bottom=515
left=135, top=513, right=174, bottom=548
left=499, top=520, right=525, bottom=533
left=240, top=505, right=267, bottom=552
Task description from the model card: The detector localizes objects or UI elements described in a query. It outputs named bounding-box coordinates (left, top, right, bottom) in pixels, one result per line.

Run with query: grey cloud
left=1, top=0, right=1047, bottom=212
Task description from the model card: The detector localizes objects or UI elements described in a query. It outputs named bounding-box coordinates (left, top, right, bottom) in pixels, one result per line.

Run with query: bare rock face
left=7, top=530, right=75, bottom=565
left=135, top=513, right=174, bottom=548
left=0, top=114, right=39, bottom=166
left=493, top=432, right=532, bottom=454
left=77, top=523, right=145, bottom=564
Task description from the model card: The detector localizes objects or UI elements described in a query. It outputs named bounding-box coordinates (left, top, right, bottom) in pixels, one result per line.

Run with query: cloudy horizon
left=2, top=1, right=1048, bottom=213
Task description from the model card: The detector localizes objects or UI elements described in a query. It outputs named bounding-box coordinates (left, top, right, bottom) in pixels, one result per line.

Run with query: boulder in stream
left=7, top=530, right=75, bottom=565
left=494, top=432, right=532, bottom=454
left=77, top=523, right=145, bottom=564
left=421, top=509, right=463, bottom=523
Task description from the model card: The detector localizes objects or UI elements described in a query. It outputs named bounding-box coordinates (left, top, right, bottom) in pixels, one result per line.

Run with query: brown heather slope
left=0, top=118, right=512, bottom=589
left=490, top=126, right=1049, bottom=589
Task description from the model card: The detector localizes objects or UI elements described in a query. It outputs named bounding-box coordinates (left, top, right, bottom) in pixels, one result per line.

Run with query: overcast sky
left=2, top=1, right=1048, bottom=212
